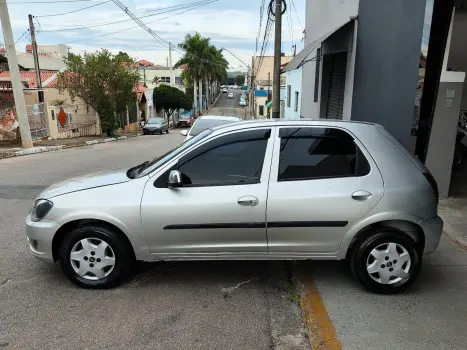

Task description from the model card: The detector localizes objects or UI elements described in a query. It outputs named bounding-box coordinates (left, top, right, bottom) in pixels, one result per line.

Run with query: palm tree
left=174, top=33, right=210, bottom=115
left=174, top=33, right=227, bottom=115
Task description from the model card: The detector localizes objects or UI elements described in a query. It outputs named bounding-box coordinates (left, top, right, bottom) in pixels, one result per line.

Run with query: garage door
left=326, top=53, right=347, bottom=119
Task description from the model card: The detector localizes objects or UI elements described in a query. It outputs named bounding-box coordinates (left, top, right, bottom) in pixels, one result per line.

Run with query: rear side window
left=278, top=127, right=370, bottom=181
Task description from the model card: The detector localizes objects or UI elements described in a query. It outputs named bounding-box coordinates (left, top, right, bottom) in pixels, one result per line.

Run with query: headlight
left=31, top=199, right=53, bottom=222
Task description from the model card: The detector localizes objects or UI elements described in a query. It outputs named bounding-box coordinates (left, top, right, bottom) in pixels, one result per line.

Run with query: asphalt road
left=0, top=132, right=308, bottom=350
left=207, top=89, right=248, bottom=119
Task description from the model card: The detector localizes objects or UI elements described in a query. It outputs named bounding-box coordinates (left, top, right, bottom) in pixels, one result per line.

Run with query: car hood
left=37, top=167, right=131, bottom=199
left=144, top=124, right=162, bottom=128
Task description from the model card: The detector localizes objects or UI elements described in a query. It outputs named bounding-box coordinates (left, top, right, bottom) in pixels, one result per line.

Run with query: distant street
left=0, top=132, right=308, bottom=350
left=207, top=89, right=248, bottom=119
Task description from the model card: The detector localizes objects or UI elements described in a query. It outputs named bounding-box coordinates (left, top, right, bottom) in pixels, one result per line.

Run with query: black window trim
left=277, top=126, right=371, bottom=182
left=154, top=128, right=272, bottom=188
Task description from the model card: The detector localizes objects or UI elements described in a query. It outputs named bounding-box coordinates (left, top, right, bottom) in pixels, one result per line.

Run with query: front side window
left=174, top=129, right=271, bottom=187
left=278, top=127, right=370, bottom=181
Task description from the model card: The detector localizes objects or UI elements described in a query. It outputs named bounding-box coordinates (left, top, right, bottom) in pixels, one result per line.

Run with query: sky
left=1, top=0, right=306, bottom=71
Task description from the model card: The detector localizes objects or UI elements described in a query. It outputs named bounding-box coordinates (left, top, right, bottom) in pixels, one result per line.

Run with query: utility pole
left=272, top=0, right=282, bottom=119
left=268, top=72, right=271, bottom=101
left=28, top=14, right=44, bottom=103
left=168, top=42, right=173, bottom=85
left=292, top=44, right=297, bottom=57
left=0, top=0, right=33, bottom=148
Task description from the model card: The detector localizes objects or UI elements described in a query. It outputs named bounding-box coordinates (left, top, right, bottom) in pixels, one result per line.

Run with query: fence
left=26, top=103, right=49, bottom=140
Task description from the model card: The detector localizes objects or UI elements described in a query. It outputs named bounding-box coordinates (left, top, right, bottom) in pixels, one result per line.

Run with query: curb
left=295, top=269, right=342, bottom=350
left=202, top=92, right=222, bottom=116
left=0, top=134, right=141, bottom=160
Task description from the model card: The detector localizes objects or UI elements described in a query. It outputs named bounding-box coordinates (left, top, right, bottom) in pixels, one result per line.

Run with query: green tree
left=56, top=49, right=140, bottom=136
left=174, top=32, right=228, bottom=114
left=153, top=84, right=191, bottom=123
left=235, top=74, right=245, bottom=86
left=115, top=51, right=131, bottom=61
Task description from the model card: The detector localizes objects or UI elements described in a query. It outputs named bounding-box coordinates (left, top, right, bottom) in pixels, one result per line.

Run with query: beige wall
left=253, top=56, right=292, bottom=83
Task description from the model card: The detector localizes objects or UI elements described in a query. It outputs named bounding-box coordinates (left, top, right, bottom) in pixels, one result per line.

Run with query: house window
left=259, top=105, right=264, bottom=116
left=294, top=91, right=299, bottom=112
left=160, top=77, right=171, bottom=83
left=287, top=85, right=291, bottom=107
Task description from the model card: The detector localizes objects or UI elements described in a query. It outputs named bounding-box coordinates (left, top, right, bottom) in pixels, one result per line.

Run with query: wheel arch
left=52, top=219, right=136, bottom=262
left=340, top=213, right=426, bottom=259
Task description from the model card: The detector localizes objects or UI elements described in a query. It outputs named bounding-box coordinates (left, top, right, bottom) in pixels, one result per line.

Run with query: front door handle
left=238, top=196, right=259, bottom=207
left=352, top=190, right=372, bottom=201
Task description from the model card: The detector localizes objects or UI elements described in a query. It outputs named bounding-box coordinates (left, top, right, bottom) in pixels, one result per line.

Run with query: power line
left=36, top=0, right=111, bottom=17
left=15, top=30, right=29, bottom=45
left=66, top=0, right=216, bottom=46
left=39, top=0, right=214, bottom=31
left=255, top=0, right=266, bottom=54
left=286, top=0, right=294, bottom=44
left=290, top=0, right=303, bottom=31
left=8, top=0, right=99, bottom=3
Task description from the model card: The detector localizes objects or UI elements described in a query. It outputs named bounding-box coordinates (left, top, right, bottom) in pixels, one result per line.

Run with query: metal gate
left=326, top=53, right=347, bottom=119
left=27, top=103, right=49, bottom=140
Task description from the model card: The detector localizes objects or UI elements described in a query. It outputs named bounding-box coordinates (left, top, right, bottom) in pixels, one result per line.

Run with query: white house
left=283, top=66, right=302, bottom=119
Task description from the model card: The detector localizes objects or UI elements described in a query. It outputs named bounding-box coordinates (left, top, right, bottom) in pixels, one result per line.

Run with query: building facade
left=283, top=0, right=467, bottom=199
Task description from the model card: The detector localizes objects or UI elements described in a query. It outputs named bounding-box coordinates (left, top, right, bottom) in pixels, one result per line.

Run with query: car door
left=140, top=127, right=275, bottom=255
left=266, top=126, right=384, bottom=254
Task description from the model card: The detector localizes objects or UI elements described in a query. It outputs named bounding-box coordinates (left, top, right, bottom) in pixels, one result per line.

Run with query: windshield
left=129, top=129, right=212, bottom=178
left=147, top=118, right=164, bottom=124
left=189, top=119, right=237, bottom=136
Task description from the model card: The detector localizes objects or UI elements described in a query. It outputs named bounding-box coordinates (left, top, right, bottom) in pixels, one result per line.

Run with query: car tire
left=349, top=230, right=422, bottom=294
left=59, top=225, right=133, bottom=289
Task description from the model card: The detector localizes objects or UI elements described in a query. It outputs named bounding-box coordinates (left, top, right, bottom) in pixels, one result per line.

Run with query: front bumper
left=25, top=214, right=59, bottom=264
left=143, top=128, right=162, bottom=134
left=419, top=215, right=444, bottom=255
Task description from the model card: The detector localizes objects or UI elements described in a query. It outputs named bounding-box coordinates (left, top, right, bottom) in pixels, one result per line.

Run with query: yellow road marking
left=297, top=270, right=342, bottom=350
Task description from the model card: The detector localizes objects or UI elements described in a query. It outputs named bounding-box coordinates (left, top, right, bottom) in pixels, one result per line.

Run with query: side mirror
left=167, top=170, right=183, bottom=188
left=180, top=130, right=188, bottom=136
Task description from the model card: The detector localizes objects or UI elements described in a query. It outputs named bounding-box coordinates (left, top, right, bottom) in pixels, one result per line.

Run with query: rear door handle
left=352, top=190, right=372, bottom=201
left=238, top=196, right=259, bottom=207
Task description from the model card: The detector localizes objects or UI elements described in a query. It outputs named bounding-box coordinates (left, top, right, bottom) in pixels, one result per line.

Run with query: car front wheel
left=59, top=225, right=133, bottom=289
left=350, top=230, right=422, bottom=294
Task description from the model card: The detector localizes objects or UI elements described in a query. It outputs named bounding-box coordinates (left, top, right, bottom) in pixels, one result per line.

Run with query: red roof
left=134, top=82, right=148, bottom=93
left=137, top=59, right=154, bottom=67
left=0, top=70, right=56, bottom=88
left=179, top=64, right=188, bottom=69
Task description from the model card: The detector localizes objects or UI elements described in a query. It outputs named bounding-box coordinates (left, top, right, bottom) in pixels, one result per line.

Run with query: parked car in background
left=25, top=120, right=442, bottom=292
left=228, top=92, right=234, bottom=99
left=143, top=117, right=169, bottom=135
left=239, top=99, right=247, bottom=107
left=222, top=88, right=228, bottom=93
left=179, top=115, right=242, bottom=141
left=177, top=114, right=193, bottom=128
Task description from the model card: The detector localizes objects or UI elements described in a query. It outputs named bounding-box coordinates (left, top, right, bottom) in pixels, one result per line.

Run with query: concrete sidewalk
left=0, top=131, right=141, bottom=160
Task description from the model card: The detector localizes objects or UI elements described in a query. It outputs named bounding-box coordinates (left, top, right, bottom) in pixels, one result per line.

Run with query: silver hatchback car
left=26, top=120, right=443, bottom=293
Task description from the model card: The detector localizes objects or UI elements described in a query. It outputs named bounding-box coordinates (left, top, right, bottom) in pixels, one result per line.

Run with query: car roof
left=198, top=115, right=242, bottom=121
left=207, top=118, right=380, bottom=133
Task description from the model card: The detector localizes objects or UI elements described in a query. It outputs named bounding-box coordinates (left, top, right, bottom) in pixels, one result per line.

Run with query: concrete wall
left=351, top=0, right=426, bottom=147
left=284, top=68, right=302, bottom=119
left=425, top=76, right=465, bottom=198
left=301, top=0, right=359, bottom=119
left=447, top=10, right=467, bottom=111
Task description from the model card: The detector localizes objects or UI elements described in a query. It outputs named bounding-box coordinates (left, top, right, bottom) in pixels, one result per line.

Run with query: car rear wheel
left=349, top=230, right=422, bottom=294
left=59, top=225, right=133, bottom=289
